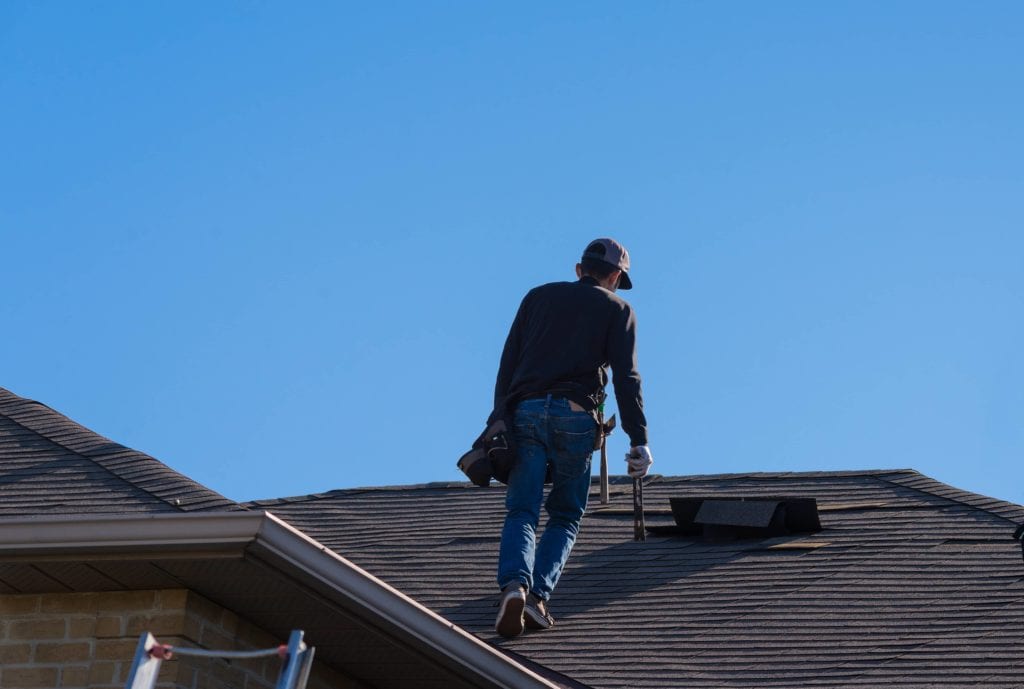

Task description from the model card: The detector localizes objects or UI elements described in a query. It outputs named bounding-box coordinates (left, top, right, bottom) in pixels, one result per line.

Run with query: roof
left=4, top=385, right=1024, bottom=688
left=0, top=387, right=240, bottom=514
left=251, top=471, right=1024, bottom=689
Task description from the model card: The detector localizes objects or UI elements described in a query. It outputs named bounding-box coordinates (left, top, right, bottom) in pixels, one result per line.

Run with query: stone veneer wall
left=0, top=589, right=363, bottom=689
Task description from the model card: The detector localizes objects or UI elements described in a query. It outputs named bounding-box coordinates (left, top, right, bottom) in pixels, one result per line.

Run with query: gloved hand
left=625, top=446, right=653, bottom=478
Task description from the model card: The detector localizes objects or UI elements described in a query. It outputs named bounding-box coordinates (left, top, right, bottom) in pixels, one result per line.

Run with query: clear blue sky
left=2, top=2, right=1021, bottom=505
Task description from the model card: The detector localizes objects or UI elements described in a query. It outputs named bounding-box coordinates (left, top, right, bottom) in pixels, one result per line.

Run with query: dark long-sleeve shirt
left=493, top=276, right=648, bottom=447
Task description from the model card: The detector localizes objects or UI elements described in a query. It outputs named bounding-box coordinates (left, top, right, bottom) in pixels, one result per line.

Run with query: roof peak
left=0, top=386, right=242, bottom=514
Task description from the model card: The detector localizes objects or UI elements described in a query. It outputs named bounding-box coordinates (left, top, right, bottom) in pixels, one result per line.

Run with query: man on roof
left=491, top=237, right=653, bottom=638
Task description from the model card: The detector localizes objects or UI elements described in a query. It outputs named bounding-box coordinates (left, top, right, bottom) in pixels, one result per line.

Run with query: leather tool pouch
left=457, top=417, right=517, bottom=487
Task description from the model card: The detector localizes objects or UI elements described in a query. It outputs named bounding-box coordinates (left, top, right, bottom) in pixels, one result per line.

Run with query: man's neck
left=579, top=274, right=618, bottom=292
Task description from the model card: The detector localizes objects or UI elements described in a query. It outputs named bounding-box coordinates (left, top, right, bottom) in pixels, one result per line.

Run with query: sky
left=2, top=2, right=1021, bottom=506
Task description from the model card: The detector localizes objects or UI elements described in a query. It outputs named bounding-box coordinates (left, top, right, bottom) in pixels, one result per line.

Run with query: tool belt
left=457, top=389, right=612, bottom=487
left=457, top=416, right=517, bottom=487
left=596, top=410, right=617, bottom=449
left=593, top=389, right=616, bottom=449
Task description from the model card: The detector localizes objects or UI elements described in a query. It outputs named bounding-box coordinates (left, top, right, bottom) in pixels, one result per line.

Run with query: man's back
left=494, top=276, right=646, bottom=448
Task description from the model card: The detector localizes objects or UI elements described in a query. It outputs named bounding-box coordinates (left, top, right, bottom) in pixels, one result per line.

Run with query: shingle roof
left=4, top=384, right=1023, bottom=688
left=250, top=471, right=1024, bottom=689
left=0, top=387, right=241, bottom=514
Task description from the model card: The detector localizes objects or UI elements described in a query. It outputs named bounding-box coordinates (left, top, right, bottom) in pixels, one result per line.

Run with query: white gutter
left=0, top=511, right=561, bottom=689
left=0, top=511, right=262, bottom=557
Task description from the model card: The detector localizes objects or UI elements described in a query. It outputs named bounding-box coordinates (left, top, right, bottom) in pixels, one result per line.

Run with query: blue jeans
left=497, top=395, right=597, bottom=601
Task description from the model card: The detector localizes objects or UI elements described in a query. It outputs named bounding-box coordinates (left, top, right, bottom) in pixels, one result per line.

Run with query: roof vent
left=650, top=497, right=821, bottom=540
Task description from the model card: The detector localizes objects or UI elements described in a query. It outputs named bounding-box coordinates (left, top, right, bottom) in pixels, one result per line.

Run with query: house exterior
left=2, top=385, right=1023, bottom=688
left=0, top=388, right=558, bottom=689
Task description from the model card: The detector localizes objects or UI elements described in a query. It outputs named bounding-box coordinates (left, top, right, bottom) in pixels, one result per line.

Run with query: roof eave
left=0, top=511, right=560, bottom=689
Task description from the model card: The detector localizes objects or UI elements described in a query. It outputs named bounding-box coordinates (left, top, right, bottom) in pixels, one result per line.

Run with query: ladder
left=124, top=629, right=315, bottom=689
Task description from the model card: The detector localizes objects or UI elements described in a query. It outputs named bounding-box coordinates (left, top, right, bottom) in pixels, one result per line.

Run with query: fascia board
left=0, top=512, right=264, bottom=559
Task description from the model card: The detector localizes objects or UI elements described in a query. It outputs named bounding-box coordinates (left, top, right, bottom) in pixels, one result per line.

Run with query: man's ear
left=575, top=263, right=583, bottom=278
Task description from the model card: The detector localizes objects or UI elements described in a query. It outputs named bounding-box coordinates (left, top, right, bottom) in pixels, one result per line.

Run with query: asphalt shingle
left=253, top=472, right=1024, bottom=689
left=0, top=387, right=241, bottom=515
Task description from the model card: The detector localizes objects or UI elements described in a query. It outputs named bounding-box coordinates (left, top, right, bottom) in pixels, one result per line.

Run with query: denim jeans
left=497, top=395, right=597, bottom=601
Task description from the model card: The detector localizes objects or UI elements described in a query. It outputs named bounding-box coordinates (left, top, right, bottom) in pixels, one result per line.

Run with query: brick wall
left=0, top=589, right=363, bottom=689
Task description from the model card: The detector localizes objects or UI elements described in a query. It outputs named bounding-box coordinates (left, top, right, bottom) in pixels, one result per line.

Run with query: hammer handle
left=599, top=441, right=609, bottom=504
left=633, top=477, right=646, bottom=541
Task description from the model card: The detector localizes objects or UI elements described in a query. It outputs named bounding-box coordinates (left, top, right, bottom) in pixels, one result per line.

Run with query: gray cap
left=581, top=237, right=632, bottom=289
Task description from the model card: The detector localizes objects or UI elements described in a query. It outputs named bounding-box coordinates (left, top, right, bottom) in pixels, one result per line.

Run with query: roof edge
left=252, top=512, right=563, bottom=689
left=0, top=511, right=264, bottom=558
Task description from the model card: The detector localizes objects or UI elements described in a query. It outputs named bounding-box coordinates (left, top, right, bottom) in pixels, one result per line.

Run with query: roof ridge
left=0, top=387, right=243, bottom=513
left=248, top=469, right=926, bottom=505
left=877, top=469, right=1024, bottom=524
left=649, top=468, right=919, bottom=481
left=245, top=480, right=490, bottom=505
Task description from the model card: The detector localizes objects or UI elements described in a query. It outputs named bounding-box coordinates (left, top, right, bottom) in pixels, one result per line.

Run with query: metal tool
left=633, top=476, right=646, bottom=541
left=598, top=413, right=616, bottom=505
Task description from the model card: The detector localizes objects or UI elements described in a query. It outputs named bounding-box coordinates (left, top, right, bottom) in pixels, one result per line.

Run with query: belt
left=521, top=395, right=588, bottom=413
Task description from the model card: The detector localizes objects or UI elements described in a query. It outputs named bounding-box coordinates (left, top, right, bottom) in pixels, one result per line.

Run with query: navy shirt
left=493, top=275, right=648, bottom=447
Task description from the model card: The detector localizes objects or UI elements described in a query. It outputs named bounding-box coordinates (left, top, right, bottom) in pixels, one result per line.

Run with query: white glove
left=625, top=446, right=653, bottom=478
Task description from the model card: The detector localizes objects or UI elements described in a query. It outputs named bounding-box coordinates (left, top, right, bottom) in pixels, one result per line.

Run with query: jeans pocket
left=550, top=412, right=597, bottom=481
left=552, top=428, right=596, bottom=457
left=550, top=444, right=592, bottom=482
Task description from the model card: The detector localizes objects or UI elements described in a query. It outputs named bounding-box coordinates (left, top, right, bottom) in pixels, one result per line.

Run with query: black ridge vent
left=649, top=497, right=821, bottom=540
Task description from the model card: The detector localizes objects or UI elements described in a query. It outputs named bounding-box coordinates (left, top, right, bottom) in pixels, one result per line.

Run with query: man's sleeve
left=608, top=303, right=648, bottom=446
left=491, top=293, right=529, bottom=418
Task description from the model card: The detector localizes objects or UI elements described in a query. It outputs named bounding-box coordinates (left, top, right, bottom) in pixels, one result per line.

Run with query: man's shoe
left=524, top=593, right=555, bottom=631
left=495, top=584, right=526, bottom=638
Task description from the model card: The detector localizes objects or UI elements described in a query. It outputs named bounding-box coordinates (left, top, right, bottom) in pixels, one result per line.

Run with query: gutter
left=0, top=511, right=561, bottom=689
left=0, top=511, right=262, bottom=558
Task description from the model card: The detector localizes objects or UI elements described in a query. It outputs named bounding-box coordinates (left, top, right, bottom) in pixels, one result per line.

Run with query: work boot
left=524, top=593, right=555, bottom=631
left=495, top=584, right=526, bottom=638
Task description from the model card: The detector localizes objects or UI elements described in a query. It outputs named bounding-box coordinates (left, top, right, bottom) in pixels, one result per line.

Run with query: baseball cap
left=581, top=238, right=632, bottom=289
